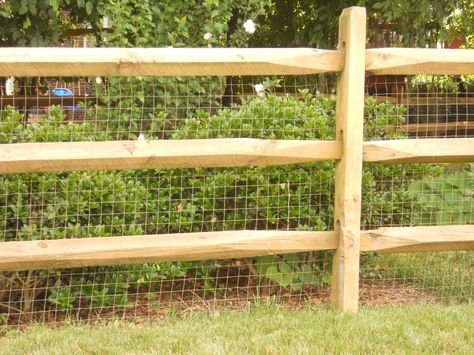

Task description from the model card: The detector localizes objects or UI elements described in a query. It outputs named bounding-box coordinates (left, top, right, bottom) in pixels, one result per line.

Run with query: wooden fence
left=0, top=7, right=473, bottom=313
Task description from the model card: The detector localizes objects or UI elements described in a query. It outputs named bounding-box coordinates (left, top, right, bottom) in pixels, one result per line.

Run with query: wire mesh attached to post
left=361, top=72, right=474, bottom=306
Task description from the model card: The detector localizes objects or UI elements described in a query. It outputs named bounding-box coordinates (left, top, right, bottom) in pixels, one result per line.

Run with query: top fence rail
left=0, top=47, right=473, bottom=77
left=0, top=47, right=343, bottom=76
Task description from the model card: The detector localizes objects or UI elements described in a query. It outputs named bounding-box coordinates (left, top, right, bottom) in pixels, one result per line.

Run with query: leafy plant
left=48, top=284, right=76, bottom=310
left=408, top=164, right=474, bottom=225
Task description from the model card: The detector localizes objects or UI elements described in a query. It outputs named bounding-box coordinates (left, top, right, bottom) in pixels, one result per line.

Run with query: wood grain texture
left=366, top=48, right=474, bottom=75
left=330, top=7, right=366, bottom=313
left=0, top=47, right=343, bottom=77
left=361, top=225, right=474, bottom=253
left=363, top=138, right=474, bottom=163
left=0, top=139, right=341, bottom=174
left=0, top=230, right=338, bottom=271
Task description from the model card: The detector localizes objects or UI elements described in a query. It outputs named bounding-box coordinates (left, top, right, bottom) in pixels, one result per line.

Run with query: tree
left=2, top=0, right=472, bottom=49
left=251, top=0, right=474, bottom=49
left=0, top=0, right=101, bottom=46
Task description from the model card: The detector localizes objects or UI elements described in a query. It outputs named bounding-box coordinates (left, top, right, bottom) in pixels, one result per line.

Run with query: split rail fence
left=0, top=7, right=473, bottom=313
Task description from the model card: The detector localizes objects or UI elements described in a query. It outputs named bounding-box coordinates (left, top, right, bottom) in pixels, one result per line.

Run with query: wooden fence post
left=330, top=6, right=367, bottom=313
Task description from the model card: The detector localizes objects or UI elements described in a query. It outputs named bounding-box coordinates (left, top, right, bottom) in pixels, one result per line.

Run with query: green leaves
left=408, top=165, right=474, bottom=225
left=85, top=0, right=93, bottom=15
left=255, top=254, right=327, bottom=291
left=48, top=285, right=76, bottom=310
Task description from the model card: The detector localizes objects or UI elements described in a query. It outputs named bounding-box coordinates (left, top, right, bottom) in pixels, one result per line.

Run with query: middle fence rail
left=0, top=7, right=473, bottom=315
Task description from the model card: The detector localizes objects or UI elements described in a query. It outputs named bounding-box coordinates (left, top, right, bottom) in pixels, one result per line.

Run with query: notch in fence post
left=330, top=6, right=367, bottom=313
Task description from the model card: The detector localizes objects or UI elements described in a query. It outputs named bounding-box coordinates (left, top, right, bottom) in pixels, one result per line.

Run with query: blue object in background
left=52, top=88, right=74, bottom=97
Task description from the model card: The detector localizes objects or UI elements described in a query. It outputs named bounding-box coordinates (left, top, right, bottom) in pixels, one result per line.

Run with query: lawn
left=1, top=304, right=473, bottom=354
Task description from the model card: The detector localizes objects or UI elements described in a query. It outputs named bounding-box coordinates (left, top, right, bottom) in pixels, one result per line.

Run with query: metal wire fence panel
left=0, top=255, right=333, bottom=325
left=361, top=162, right=474, bottom=229
left=0, top=74, right=341, bottom=325
left=362, top=73, right=474, bottom=306
left=1, top=68, right=473, bottom=325
left=0, top=166, right=335, bottom=242
left=365, top=74, right=474, bottom=140
left=360, top=251, right=473, bottom=305
left=0, top=75, right=335, bottom=143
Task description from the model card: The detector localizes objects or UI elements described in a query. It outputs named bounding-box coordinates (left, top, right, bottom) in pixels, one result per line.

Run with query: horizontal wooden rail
left=0, top=230, right=338, bottom=271
left=363, top=138, right=474, bottom=163
left=2, top=137, right=473, bottom=174
left=0, top=47, right=343, bottom=77
left=0, top=139, right=341, bottom=174
left=361, top=225, right=474, bottom=253
left=366, top=48, right=474, bottom=75
left=3, top=47, right=473, bottom=77
left=1, top=225, right=471, bottom=271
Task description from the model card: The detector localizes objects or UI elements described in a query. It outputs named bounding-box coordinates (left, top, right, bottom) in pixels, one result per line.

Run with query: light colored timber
left=388, top=122, right=474, bottom=134
left=361, top=225, right=474, bottom=253
left=366, top=48, right=474, bottom=75
left=0, top=47, right=343, bottom=77
left=363, top=138, right=474, bottom=163
left=0, top=139, right=341, bottom=174
left=331, top=7, right=366, bottom=313
left=0, top=230, right=338, bottom=272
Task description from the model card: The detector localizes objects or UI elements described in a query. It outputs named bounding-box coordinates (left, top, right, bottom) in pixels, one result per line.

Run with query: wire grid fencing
left=0, top=72, right=473, bottom=326
left=1, top=74, right=339, bottom=325
left=360, top=73, right=474, bottom=306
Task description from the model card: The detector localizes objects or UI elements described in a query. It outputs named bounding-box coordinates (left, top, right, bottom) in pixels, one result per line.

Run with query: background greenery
left=1, top=1, right=472, bottom=48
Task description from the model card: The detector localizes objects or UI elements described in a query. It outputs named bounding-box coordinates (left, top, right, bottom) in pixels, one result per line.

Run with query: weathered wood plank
left=361, top=225, right=474, bottom=253
left=366, top=48, right=474, bottom=75
left=331, top=7, right=366, bottom=313
left=363, top=138, right=474, bottom=163
left=0, top=230, right=338, bottom=271
left=0, top=47, right=343, bottom=77
left=0, top=139, right=341, bottom=174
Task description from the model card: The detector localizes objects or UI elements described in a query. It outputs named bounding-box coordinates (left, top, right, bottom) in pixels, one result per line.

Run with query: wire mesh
left=362, top=73, right=474, bottom=306
left=0, top=255, right=333, bottom=326
left=0, top=70, right=473, bottom=326
left=365, top=73, right=474, bottom=139
left=0, top=74, right=338, bottom=325
left=0, top=75, right=335, bottom=142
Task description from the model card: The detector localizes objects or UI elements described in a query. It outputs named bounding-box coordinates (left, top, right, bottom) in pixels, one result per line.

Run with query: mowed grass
left=1, top=304, right=473, bottom=354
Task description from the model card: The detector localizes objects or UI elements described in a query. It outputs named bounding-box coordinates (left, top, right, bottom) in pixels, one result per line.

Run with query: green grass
left=1, top=304, right=473, bottom=354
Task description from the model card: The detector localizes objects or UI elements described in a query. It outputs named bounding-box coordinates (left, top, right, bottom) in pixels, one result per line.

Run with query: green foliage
left=97, top=0, right=269, bottom=48
left=2, top=0, right=472, bottom=49
left=409, top=75, right=474, bottom=93
left=255, top=254, right=331, bottom=291
left=253, top=1, right=473, bottom=49
left=173, top=91, right=335, bottom=140
left=48, top=284, right=76, bottom=310
left=0, top=0, right=101, bottom=46
left=0, top=105, right=99, bottom=144
left=408, top=164, right=474, bottom=225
